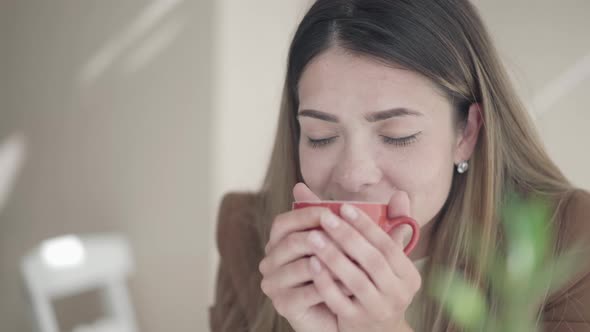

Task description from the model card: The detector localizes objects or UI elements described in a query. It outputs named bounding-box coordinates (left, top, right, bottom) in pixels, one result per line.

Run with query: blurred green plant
left=429, top=193, right=583, bottom=332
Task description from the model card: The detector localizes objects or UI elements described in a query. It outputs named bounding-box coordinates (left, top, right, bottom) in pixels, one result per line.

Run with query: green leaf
left=529, top=245, right=585, bottom=299
left=502, top=194, right=552, bottom=283
left=431, top=269, right=488, bottom=330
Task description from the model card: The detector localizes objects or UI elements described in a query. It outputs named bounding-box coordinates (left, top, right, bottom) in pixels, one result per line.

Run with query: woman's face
left=297, top=48, right=478, bottom=227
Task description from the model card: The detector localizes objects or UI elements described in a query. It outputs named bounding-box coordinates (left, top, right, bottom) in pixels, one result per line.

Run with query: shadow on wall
left=0, top=134, right=26, bottom=211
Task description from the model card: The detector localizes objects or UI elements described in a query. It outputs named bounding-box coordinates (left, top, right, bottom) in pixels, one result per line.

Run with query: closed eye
left=380, top=132, right=421, bottom=146
left=307, top=136, right=338, bottom=149
left=306, top=132, right=421, bottom=149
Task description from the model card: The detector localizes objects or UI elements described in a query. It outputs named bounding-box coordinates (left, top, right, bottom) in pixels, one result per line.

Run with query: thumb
left=387, top=190, right=411, bottom=218
left=387, top=190, right=412, bottom=246
left=293, top=182, right=321, bottom=202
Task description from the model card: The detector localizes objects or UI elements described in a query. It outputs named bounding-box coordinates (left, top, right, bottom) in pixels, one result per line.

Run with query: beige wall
left=474, top=0, right=590, bottom=190
left=0, top=0, right=9, bottom=133
left=0, top=1, right=588, bottom=332
left=0, top=1, right=214, bottom=331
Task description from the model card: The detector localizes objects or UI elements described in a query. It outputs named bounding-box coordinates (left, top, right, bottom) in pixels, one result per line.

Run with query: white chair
left=21, top=234, right=139, bottom=332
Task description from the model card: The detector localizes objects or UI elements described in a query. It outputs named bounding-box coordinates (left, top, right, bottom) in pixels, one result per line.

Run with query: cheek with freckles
left=299, top=147, right=337, bottom=200
left=406, top=162, right=454, bottom=227
left=380, top=135, right=455, bottom=226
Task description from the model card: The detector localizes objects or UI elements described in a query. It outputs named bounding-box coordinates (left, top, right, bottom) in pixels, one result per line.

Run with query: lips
left=326, top=190, right=391, bottom=203
left=328, top=196, right=388, bottom=203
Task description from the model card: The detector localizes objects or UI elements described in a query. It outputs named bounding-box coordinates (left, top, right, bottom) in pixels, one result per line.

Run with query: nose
left=333, top=148, right=382, bottom=194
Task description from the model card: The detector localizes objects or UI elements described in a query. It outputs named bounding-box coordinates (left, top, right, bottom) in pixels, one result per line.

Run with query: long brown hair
left=251, top=0, right=572, bottom=330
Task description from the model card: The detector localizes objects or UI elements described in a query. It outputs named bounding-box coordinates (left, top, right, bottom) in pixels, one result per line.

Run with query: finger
left=260, top=232, right=314, bottom=275
left=260, top=234, right=353, bottom=295
left=311, top=242, right=415, bottom=322
left=293, top=182, right=321, bottom=202
left=265, top=183, right=321, bottom=254
left=319, top=208, right=399, bottom=293
left=307, top=230, right=381, bottom=313
left=339, top=204, right=416, bottom=281
left=266, top=207, right=327, bottom=254
left=271, top=283, right=324, bottom=318
left=261, top=258, right=314, bottom=296
left=309, top=256, right=358, bottom=319
left=387, top=190, right=414, bottom=246
left=336, top=280, right=353, bottom=297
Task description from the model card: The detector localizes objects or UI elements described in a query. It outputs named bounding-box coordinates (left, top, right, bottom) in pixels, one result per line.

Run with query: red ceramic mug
left=293, top=201, right=420, bottom=255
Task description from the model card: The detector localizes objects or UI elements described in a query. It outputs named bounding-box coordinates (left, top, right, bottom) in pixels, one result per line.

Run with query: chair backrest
left=21, top=234, right=138, bottom=332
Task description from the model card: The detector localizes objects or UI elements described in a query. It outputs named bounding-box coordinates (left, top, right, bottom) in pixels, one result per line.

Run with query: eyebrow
left=297, top=108, right=422, bottom=123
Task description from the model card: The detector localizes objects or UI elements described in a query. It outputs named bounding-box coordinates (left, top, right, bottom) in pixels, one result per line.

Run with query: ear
left=454, top=103, right=483, bottom=163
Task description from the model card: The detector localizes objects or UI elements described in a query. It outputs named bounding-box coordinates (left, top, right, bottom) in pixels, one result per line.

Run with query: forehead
left=297, top=48, right=448, bottom=114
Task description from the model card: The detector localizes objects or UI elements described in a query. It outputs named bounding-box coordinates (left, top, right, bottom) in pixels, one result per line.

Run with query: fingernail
left=309, top=256, right=322, bottom=274
left=321, top=211, right=340, bottom=228
left=308, top=231, right=326, bottom=249
left=341, top=204, right=358, bottom=221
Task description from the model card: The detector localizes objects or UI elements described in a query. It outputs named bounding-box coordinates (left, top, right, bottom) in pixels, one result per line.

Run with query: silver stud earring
left=457, top=161, right=469, bottom=174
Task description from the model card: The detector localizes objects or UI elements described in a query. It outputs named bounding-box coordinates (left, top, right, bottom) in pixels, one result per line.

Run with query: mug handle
left=381, top=216, right=420, bottom=255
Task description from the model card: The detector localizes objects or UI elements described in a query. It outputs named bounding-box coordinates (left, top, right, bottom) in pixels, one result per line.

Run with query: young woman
left=209, top=0, right=590, bottom=331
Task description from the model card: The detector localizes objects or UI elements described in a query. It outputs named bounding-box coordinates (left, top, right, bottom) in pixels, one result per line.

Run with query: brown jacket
left=209, top=191, right=590, bottom=331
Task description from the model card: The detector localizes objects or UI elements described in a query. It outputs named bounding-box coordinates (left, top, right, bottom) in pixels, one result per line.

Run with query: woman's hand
left=307, top=191, right=421, bottom=332
left=259, top=183, right=341, bottom=332
left=260, top=183, right=420, bottom=332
